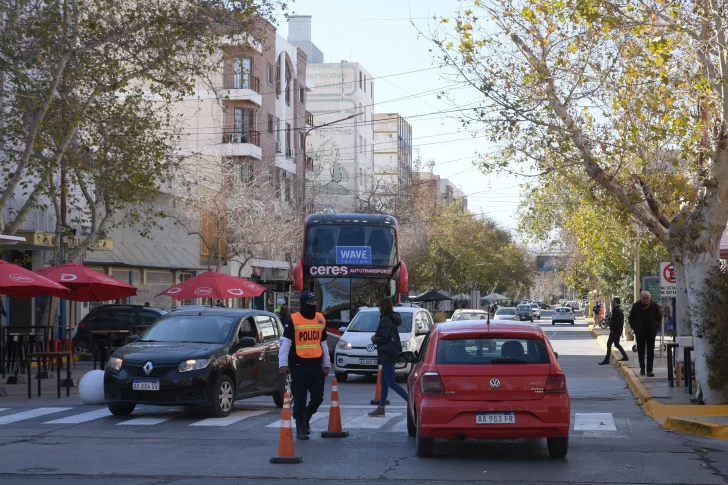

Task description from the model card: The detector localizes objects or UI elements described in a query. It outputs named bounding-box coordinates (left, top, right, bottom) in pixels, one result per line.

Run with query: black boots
left=295, top=418, right=309, bottom=440
left=303, top=412, right=311, bottom=435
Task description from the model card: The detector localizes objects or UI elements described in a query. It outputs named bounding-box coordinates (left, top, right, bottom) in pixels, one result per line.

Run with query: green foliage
left=692, top=266, right=728, bottom=396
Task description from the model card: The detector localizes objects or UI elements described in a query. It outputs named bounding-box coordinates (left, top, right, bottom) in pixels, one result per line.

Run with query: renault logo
left=489, top=378, right=501, bottom=389
left=143, top=361, right=154, bottom=376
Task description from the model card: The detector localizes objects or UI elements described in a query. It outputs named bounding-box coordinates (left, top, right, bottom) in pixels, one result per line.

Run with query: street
left=0, top=318, right=726, bottom=485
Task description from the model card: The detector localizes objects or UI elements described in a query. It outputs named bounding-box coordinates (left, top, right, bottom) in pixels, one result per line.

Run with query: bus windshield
left=312, top=277, right=397, bottom=328
left=305, top=225, right=397, bottom=266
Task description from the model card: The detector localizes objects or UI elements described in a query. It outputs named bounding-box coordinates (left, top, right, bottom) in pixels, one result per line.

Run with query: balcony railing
left=306, top=111, right=314, bottom=126
left=222, top=74, right=261, bottom=93
left=223, top=130, right=260, bottom=146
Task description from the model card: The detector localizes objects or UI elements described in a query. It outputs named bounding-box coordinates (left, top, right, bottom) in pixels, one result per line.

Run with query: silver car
left=494, top=307, right=518, bottom=321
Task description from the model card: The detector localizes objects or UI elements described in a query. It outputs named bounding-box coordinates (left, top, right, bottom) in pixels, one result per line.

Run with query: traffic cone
left=322, top=378, right=349, bottom=438
left=370, top=365, right=390, bottom=405
left=269, top=392, right=302, bottom=464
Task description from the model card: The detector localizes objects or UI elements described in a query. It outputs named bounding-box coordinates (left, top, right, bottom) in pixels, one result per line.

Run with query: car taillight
left=78, top=321, right=87, bottom=328
left=545, top=372, right=566, bottom=393
left=421, top=372, right=444, bottom=394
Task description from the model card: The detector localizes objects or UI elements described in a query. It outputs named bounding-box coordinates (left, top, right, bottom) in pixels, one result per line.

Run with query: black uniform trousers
left=290, top=365, right=325, bottom=421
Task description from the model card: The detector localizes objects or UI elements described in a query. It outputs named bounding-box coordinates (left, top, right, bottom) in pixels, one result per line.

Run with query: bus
left=293, top=213, right=408, bottom=348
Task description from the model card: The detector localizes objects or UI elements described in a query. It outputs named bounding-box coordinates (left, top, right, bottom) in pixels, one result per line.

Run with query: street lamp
left=299, top=112, right=363, bottom=212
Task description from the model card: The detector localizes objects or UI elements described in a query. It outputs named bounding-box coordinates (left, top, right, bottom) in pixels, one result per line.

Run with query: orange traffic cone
left=322, top=378, right=349, bottom=438
left=370, top=365, right=390, bottom=405
left=269, top=392, right=302, bottom=464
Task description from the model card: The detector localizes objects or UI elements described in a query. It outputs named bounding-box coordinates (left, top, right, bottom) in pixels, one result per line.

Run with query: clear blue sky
left=276, top=0, right=526, bottom=231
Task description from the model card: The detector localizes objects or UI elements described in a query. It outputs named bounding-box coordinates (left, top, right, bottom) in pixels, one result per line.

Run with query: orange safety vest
left=291, top=312, right=326, bottom=358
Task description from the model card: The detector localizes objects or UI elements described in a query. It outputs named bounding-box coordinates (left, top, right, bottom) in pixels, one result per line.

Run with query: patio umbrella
left=36, top=262, right=137, bottom=302
left=156, top=270, right=267, bottom=301
left=410, top=289, right=453, bottom=302
left=482, top=292, right=509, bottom=301
left=0, top=260, right=70, bottom=298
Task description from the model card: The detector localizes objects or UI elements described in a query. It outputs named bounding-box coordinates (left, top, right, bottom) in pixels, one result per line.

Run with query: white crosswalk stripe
left=117, top=412, right=176, bottom=426
left=190, top=410, right=267, bottom=427
left=0, top=407, right=72, bottom=425
left=344, top=413, right=401, bottom=429
left=44, top=408, right=112, bottom=424
left=266, top=412, right=329, bottom=429
left=573, top=413, right=617, bottom=431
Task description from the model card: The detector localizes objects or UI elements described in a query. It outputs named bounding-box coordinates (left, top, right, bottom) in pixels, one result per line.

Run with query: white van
left=333, top=306, right=434, bottom=382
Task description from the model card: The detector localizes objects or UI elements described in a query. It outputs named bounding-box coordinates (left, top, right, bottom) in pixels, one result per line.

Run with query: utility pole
left=299, top=112, right=362, bottom=213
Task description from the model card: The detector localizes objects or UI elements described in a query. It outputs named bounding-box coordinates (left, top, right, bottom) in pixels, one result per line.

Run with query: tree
left=434, top=0, right=728, bottom=402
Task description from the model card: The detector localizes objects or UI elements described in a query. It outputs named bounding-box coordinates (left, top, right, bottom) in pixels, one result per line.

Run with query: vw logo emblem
left=143, top=361, right=154, bottom=376
left=489, top=378, right=501, bottom=389
left=366, top=344, right=375, bottom=353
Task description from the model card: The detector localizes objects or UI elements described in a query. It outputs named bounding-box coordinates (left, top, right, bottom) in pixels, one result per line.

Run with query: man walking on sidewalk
left=278, top=291, right=331, bottom=440
left=628, top=291, right=662, bottom=377
left=599, top=297, right=628, bottom=365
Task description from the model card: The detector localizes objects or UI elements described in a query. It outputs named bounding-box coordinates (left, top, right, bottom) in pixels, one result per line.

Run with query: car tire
left=208, top=375, right=235, bottom=418
left=108, top=402, right=136, bottom=416
left=530, top=318, right=534, bottom=322
left=416, top=422, right=434, bottom=457
left=335, top=371, right=348, bottom=383
left=407, top=407, right=416, bottom=437
left=571, top=322, right=574, bottom=325
left=547, top=436, right=569, bottom=458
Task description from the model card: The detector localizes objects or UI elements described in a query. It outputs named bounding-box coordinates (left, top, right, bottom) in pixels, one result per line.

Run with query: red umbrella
left=156, top=270, right=266, bottom=300
left=36, top=262, right=137, bottom=302
left=0, top=260, right=70, bottom=298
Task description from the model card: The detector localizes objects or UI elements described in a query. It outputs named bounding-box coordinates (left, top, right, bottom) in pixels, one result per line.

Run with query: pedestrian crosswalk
left=0, top=406, right=626, bottom=436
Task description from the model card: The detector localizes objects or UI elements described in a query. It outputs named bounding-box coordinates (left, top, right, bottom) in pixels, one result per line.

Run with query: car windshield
left=346, top=311, right=413, bottom=333
left=531, top=304, right=539, bottom=309
left=496, top=308, right=516, bottom=315
left=437, top=338, right=551, bottom=365
left=453, top=312, right=487, bottom=321
left=517, top=305, right=531, bottom=311
left=140, top=315, right=237, bottom=344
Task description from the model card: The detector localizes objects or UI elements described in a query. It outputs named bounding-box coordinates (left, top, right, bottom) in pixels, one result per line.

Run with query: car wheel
left=530, top=318, right=534, bottom=322
left=547, top=436, right=569, bottom=458
left=416, top=422, right=434, bottom=457
left=108, top=402, right=135, bottom=416
left=208, top=375, right=235, bottom=418
left=407, top=406, right=416, bottom=437
left=335, top=371, right=348, bottom=383
left=571, top=321, right=574, bottom=325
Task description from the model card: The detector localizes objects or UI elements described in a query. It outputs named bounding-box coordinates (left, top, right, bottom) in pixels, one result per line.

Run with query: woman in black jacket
left=368, top=298, right=409, bottom=417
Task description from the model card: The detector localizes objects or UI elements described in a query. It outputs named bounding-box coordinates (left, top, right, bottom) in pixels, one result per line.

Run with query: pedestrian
left=278, top=291, right=330, bottom=440
left=628, top=291, right=662, bottom=377
left=599, top=297, right=628, bottom=365
left=214, top=299, right=225, bottom=307
left=143, top=302, right=150, bottom=307
left=368, top=298, right=409, bottom=417
left=278, top=304, right=290, bottom=325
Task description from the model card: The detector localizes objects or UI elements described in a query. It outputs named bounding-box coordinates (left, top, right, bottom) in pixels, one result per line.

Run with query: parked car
left=334, top=306, right=434, bottom=382
left=450, top=309, right=489, bottom=322
left=530, top=303, right=541, bottom=319
left=494, top=307, right=518, bottom=321
left=104, top=309, right=286, bottom=418
left=517, top=304, right=535, bottom=322
left=402, top=320, right=570, bottom=458
left=74, top=305, right=167, bottom=354
left=551, top=307, right=575, bottom=325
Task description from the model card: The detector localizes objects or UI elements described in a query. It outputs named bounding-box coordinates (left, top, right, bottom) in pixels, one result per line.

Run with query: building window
left=299, top=132, right=305, bottom=149
left=274, top=168, right=281, bottom=198
left=275, top=118, right=281, bottom=152
left=359, top=71, right=362, bottom=89
left=267, top=63, right=273, bottom=85
left=285, top=174, right=291, bottom=202
left=275, top=63, right=281, bottom=97
left=285, top=64, right=292, bottom=105
left=232, top=57, right=252, bottom=89
left=268, top=114, right=274, bottom=133
left=285, top=122, right=292, bottom=156
left=299, top=87, right=305, bottom=103
left=359, top=135, right=363, bottom=153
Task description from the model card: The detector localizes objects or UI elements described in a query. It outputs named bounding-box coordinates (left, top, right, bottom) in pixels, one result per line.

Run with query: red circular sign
left=663, top=264, right=676, bottom=284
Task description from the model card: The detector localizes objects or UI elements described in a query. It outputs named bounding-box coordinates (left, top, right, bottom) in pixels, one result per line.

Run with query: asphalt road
left=0, top=318, right=726, bottom=485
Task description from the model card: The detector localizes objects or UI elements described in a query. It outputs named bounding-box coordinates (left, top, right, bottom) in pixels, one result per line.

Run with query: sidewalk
left=0, top=362, right=97, bottom=405
left=590, top=325, right=728, bottom=440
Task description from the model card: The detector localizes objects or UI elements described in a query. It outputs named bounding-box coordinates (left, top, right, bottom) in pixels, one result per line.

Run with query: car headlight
left=401, top=341, right=410, bottom=351
left=337, top=340, right=352, bottom=350
left=107, top=356, right=123, bottom=372
left=178, top=358, right=211, bottom=372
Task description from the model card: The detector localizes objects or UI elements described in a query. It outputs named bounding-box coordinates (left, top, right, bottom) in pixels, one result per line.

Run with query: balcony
left=306, top=111, right=314, bottom=127
left=222, top=130, right=262, bottom=159
left=221, top=75, right=262, bottom=107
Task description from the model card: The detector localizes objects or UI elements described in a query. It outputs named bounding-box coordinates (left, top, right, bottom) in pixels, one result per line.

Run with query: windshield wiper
left=491, top=358, right=528, bottom=364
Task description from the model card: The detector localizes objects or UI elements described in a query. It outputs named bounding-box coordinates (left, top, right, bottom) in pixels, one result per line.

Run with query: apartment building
left=373, top=113, right=413, bottom=215
left=412, top=172, right=468, bottom=213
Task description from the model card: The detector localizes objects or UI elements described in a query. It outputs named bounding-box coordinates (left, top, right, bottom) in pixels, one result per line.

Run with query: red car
left=403, top=321, right=570, bottom=458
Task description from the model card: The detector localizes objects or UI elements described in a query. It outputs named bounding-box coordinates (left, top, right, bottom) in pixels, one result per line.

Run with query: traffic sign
left=660, top=262, right=677, bottom=297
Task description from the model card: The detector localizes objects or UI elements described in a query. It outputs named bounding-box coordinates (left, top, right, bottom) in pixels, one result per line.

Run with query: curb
left=588, top=326, right=728, bottom=440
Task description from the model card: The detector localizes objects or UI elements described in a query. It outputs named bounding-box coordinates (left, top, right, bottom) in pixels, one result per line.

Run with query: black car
left=74, top=305, right=167, bottom=353
left=104, top=309, right=286, bottom=418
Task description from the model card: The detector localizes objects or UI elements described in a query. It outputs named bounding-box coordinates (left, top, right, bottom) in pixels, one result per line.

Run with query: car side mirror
left=127, top=335, right=139, bottom=344
left=238, top=337, right=257, bottom=349
left=416, top=325, right=428, bottom=336
left=554, top=352, right=559, bottom=360
left=398, top=351, right=416, bottom=363
left=338, top=326, right=348, bottom=333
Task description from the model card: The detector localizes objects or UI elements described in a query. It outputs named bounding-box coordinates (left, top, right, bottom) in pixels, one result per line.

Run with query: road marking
left=266, top=412, right=329, bottom=429
left=44, top=408, right=112, bottom=424
left=117, top=412, right=175, bottom=426
left=340, top=405, right=407, bottom=409
left=344, top=412, right=401, bottom=429
left=190, top=410, right=267, bottom=427
left=574, top=413, right=616, bottom=431
left=0, top=407, right=72, bottom=425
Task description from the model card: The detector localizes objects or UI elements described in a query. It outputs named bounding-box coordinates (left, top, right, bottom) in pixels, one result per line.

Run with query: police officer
left=278, top=291, right=330, bottom=440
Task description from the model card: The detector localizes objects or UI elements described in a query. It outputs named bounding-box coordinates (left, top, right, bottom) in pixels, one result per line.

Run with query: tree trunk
left=683, top=252, right=728, bottom=404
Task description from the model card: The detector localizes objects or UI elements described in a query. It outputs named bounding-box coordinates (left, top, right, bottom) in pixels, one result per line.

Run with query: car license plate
left=132, top=380, right=160, bottom=391
left=359, top=359, right=378, bottom=365
left=476, top=412, right=515, bottom=424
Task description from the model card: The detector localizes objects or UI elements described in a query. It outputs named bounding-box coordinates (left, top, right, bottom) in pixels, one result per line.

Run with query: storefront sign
left=20, top=232, right=113, bottom=251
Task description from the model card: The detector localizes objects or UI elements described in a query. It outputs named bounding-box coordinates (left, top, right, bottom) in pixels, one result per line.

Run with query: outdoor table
left=91, top=330, right=129, bottom=370
left=28, top=352, right=71, bottom=398
left=683, top=344, right=695, bottom=395
left=666, top=342, right=680, bottom=388
left=1, top=326, right=50, bottom=379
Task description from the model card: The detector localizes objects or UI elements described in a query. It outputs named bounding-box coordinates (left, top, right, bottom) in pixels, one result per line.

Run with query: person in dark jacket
left=368, top=298, right=409, bottom=417
left=599, top=297, right=628, bottom=365
left=628, top=291, right=663, bottom=377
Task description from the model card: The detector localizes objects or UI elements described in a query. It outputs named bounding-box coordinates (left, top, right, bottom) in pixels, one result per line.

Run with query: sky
left=275, top=0, right=527, bottom=232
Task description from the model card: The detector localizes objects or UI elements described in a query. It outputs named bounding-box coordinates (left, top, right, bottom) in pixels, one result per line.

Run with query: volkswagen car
left=104, top=309, right=286, bottom=418
left=333, top=306, right=434, bottom=382
left=403, top=321, right=570, bottom=458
